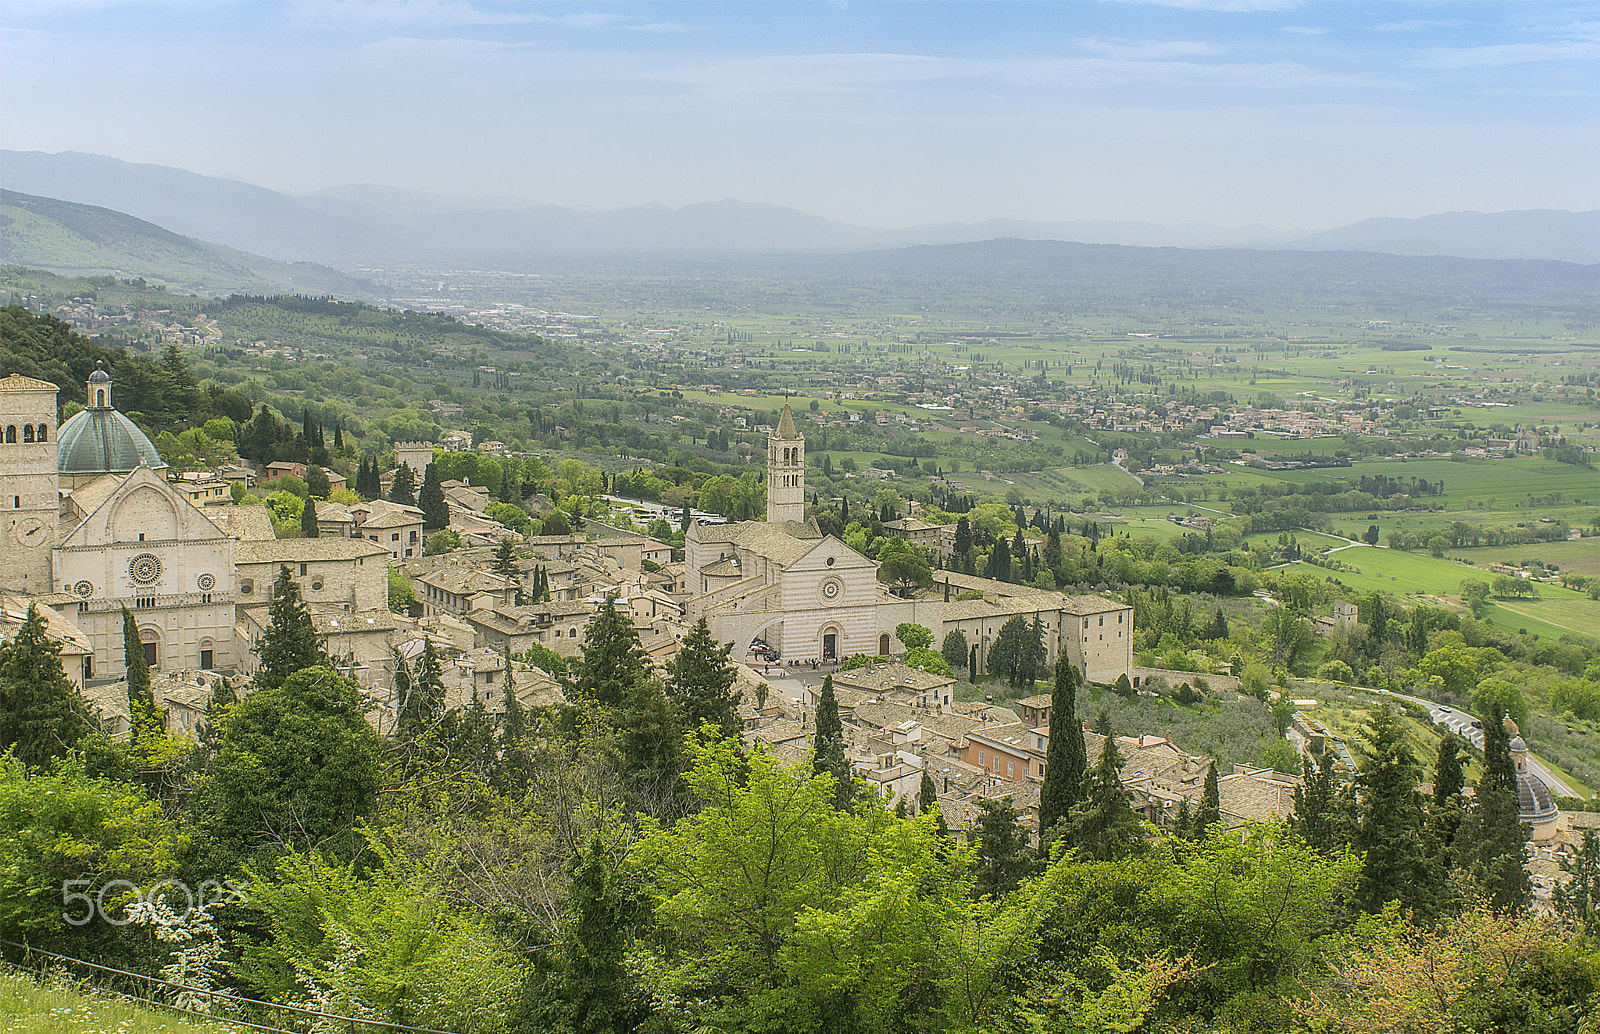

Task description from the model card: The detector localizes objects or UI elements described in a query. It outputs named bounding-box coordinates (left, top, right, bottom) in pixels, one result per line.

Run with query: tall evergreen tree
left=0, top=604, right=94, bottom=766
left=418, top=462, right=449, bottom=530
left=969, top=796, right=1034, bottom=897
left=1556, top=830, right=1600, bottom=937
left=575, top=595, right=650, bottom=710
left=920, top=769, right=938, bottom=816
left=300, top=496, right=320, bottom=538
left=1291, top=752, right=1355, bottom=853
left=668, top=618, right=740, bottom=742
left=812, top=674, right=853, bottom=810
left=1039, top=654, right=1085, bottom=839
left=122, top=606, right=160, bottom=741
left=1354, top=705, right=1439, bottom=916
left=255, top=565, right=326, bottom=692
left=389, top=463, right=416, bottom=507
left=1454, top=707, right=1531, bottom=913
left=1194, top=761, right=1222, bottom=840
left=1171, top=797, right=1193, bottom=841
left=492, top=539, right=521, bottom=577
left=1069, top=733, right=1145, bottom=862
left=1429, top=731, right=1469, bottom=858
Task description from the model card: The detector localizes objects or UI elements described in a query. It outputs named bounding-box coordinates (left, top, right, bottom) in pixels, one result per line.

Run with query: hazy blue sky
left=3, top=1, right=1596, bottom=229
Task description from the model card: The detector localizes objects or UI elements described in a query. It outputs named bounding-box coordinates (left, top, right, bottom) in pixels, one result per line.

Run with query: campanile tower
left=766, top=401, right=805, bottom=524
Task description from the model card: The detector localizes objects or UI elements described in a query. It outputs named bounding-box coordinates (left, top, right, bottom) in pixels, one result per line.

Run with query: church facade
left=0, top=370, right=235, bottom=681
left=683, top=401, right=1134, bottom=681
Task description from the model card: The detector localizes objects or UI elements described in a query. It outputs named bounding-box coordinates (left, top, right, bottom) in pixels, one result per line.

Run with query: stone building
left=0, top=368, right=234, bottom=678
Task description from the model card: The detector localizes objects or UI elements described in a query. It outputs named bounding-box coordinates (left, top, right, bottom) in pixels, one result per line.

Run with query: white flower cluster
left=124, top=896, right=229, bottom=1014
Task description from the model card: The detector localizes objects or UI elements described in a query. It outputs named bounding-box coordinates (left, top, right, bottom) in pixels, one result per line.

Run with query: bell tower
left=0, top=373, right=62, bottom=594
left=767, top=401, right=805, bottom=524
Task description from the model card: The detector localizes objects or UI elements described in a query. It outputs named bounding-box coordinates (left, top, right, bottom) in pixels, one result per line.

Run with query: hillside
left=0, top=190, right=379, bottom=298
left=5, top=149, right=1595, bottom=265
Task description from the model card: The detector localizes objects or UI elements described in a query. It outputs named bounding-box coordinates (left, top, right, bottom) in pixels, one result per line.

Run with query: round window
left=239, top=579, right=254, bottom=595
left=197, top=573, right=216, bottom=591
left=129, top=553, right=163, bottom=585
left=826, top=556, right=836, bottom=567
left=73, top=580, right=94, bottom=598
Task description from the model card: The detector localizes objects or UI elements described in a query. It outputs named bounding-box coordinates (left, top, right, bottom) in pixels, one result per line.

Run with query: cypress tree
left=255, top=565, right=326, bottom=692
left=1172, top=797, right=1193, bottom=841
left=574, top=595, right=649, bottom=710
left=1454, top=706, right=1531, bottom=913
left=493, top=539, right=520, bottom=577
left=1069, top=733, right=1144, bottom=862
left=812, top=675, right=853, bottom=810
left=300, top=496, right=320, bottom=538
left=1433, top=730, right=1466, bottom=807
left=920, top=769, right=938, bottom=815
left=1290, top=751, right=1356, bottom=853
left=1039, top=653, right=1085, bottom=840
left=419, top=462, right=449, bottom=531
left=389, top=463, right=416, bottom=507
left=668, top=617, right=740, bottom=743
left=0, top=604, right=94, bottom=766
left=122, top=606, right=160, bottom=741
left=1354, top=705, right=1439, bottom=916
left=1195, top=761, right=1221, bottom=839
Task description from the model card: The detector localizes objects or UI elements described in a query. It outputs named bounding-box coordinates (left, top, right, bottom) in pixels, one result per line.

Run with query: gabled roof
left=59, top=466, right=225, bottom=549
left=0, top=374, right=59, bottom=392
left=235, top=538, right=389, bottom=564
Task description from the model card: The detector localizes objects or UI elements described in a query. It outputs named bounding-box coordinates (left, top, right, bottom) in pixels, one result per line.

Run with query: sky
left=2, top=1, right=1597, bottom=230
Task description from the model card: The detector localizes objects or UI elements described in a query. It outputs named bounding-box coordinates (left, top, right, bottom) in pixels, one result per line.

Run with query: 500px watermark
left=62, top=879, right=244, bottom=926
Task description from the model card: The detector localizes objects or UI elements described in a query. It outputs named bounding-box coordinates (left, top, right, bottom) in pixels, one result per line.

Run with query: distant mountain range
left=4, top=149, right=1595, bottom=266
left=0, top=190, right=378, bottom=298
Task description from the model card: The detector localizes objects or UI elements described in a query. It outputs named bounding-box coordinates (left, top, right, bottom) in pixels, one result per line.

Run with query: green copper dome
left=57, top=407, right=166, bottom=475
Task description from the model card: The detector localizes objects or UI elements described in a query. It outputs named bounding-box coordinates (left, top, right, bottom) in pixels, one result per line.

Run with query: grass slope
left=0, top=191, right=376, bottom=299
left=0, top=967, right=242, bottom=1034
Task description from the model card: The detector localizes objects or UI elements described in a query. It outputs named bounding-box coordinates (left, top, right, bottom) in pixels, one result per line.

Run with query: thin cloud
left=1076, top=38, right=1226, bottom=59
left=1279, top=25, right=1330, bottom=36
left=288, top=1, right=685, bottom=32
left=1415, top=40, right=1600, bottom=69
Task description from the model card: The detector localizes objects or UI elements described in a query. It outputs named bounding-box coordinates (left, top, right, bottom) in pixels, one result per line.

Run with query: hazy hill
left=1286, top=209, right=1600, bottom=265
left=9, top=149, right=1592, bottom=266
left=0, top=190, right=378, bottom=298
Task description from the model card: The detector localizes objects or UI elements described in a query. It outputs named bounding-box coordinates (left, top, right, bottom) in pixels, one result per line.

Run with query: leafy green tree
left=0, top=605, right=95, bottom=767
left=121, top=606, right=160, bottom=741
left=812, top=675, right=854, bottom=811
left=424, top=528, right=460, bottom=555
left=255, top=565, right=326, bottom=692
left=418, top=462, right=449, bottom=531
left=876, top=538, right=933, bottom=597
left=387, top=567, right=416, bottom=613
left=941, top=629, right=968, bottom=669
left=300, top=496, right=320, bottom=537
left=969, top=796, right=1034, bottom=897
left=201, top=667, right=381, bottom=861
left=668, top=618, right=740, bottom=743
left=1271, top=693, right=1296, bottom=739
left=0, top=754, right=184, bottom=941
left=541, top=509, right=572, bottom=536
left=1353, top=705, right=1439, bottom=916
left=1069, top=733, right=1145, bottom=862
left=902, top=647, right=952, bottom=676
left=1471, top=675, right=1529, bottom=730
left=1039, top=653, right=1085, bottom=841
left=1453, top=706, right=1531, bottom=913
left=630, top=737, right=955, bottom=1034
left=574, top=595, right=649, bottom=710
left=893, top=622, right=934, bottom=651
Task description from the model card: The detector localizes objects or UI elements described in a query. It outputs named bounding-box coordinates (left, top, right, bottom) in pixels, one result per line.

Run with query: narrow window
left=22, top=425, right=33, bottom=443
left=299, top=563, right=307, bottom=576
left=96, top=389, right=106, bottom=407
left=3, top=427, right=13, bottom=444
left=37, top=424, right=47, bottom=442
left=11, top=497, right=17, bottom=509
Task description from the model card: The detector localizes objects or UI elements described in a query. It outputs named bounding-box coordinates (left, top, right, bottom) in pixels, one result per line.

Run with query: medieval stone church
left=0, top=368, right=235, bottom=681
